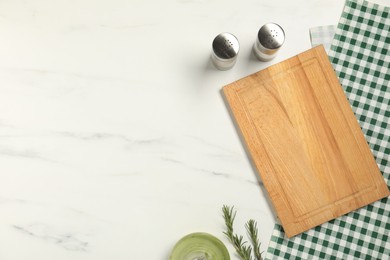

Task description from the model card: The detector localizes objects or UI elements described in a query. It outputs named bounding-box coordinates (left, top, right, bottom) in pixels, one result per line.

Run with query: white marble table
left=0, top=0, right=346, bottom=259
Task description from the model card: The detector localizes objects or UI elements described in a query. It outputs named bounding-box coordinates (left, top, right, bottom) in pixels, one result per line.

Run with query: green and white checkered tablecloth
left=266, top=0, right=390, bottom=259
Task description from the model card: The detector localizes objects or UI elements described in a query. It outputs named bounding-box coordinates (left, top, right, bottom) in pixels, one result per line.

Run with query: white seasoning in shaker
left=253, top=23, right=285, bottom=61
left=211, top=32, right=240, bottom=70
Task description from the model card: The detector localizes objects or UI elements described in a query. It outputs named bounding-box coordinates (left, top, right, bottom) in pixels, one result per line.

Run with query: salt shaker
left=253, top=23, right=285, bottom=61
left=211, top=32, right=240, bottom=70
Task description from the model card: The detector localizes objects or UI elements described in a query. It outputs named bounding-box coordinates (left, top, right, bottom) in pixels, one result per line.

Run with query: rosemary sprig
left=222, top=205, right=263, bottom=260
left=222, top=205, right=252, bottom=260
left=245, top=220, right=263, bottom=260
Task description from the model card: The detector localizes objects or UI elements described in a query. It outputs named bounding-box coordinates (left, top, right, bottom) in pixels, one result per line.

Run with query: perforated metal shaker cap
left=253, top=23, right=285, bottom=61
left=211, top=32, right=240, bottom=70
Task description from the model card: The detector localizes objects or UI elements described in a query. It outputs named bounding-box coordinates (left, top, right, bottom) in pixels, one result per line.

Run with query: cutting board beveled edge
left=222, top=45, right=390, bottom=238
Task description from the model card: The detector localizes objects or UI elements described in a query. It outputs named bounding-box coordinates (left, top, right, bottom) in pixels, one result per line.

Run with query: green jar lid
left=170, top=232, right=230, bottom=260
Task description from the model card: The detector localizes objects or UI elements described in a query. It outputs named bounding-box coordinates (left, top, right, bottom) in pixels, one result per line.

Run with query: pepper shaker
left=253, top=23, right=285, bottom=61
left=211, top=32, right=240, bottom=70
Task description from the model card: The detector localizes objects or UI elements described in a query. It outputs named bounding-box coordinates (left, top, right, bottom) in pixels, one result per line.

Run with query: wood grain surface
left=223, top=45, right=390, bottom=238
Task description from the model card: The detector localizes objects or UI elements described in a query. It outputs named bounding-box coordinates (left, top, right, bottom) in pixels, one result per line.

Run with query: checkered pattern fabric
left=309, top=25, right=337, bottom=53
left=266, top=0, right=390, bottom=259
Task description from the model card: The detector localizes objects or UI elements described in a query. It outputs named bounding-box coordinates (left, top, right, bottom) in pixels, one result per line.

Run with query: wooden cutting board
left=223, top=45, right=390, bottom=238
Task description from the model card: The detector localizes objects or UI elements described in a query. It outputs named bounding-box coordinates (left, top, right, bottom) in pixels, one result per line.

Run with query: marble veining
left=13, top=224, right=89, bottom=252
left=0, top=0, right=345, bottom=259
left=161, top=156, right=260, bottom=185
left=0, top=146, right=56, bottom=162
